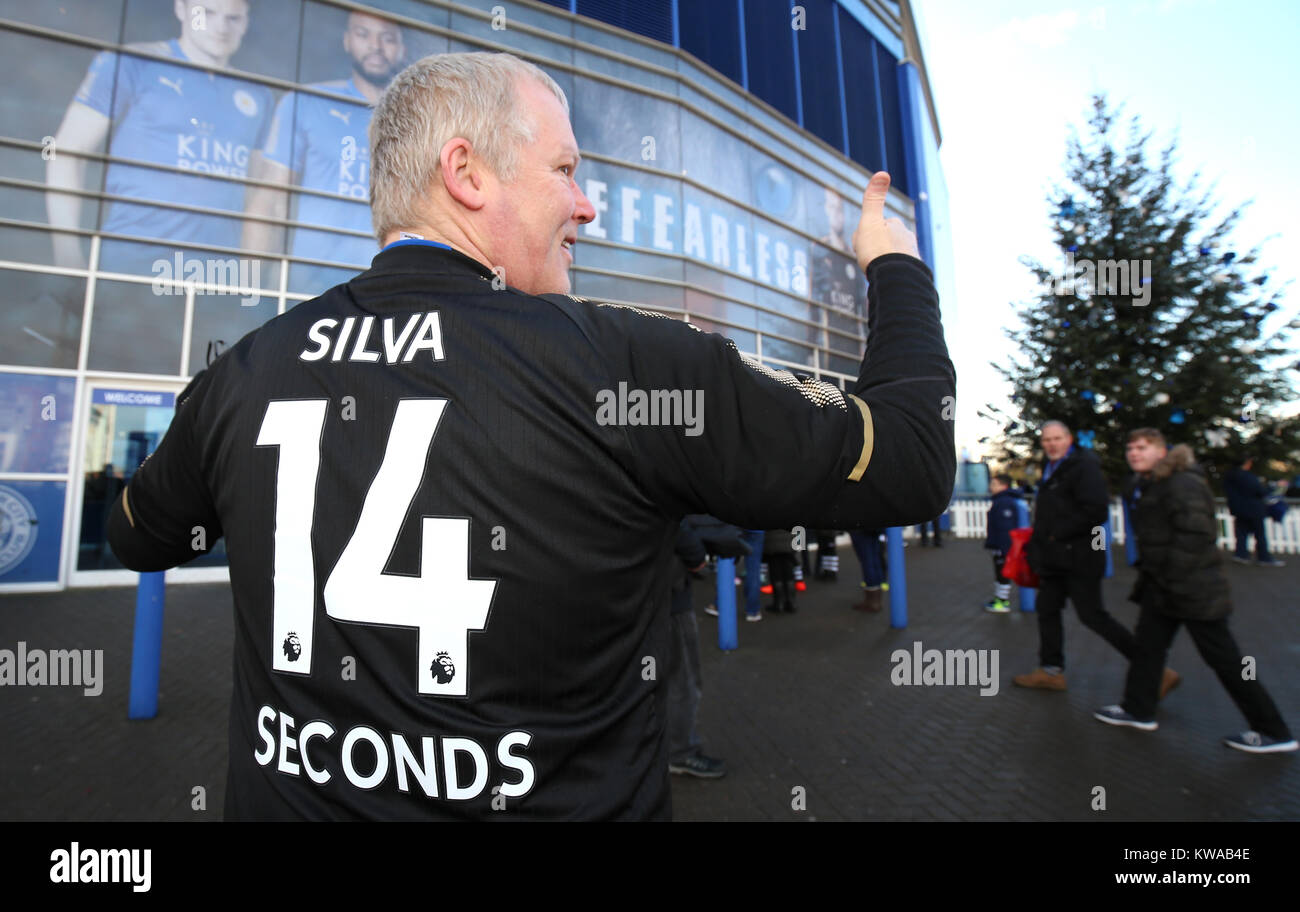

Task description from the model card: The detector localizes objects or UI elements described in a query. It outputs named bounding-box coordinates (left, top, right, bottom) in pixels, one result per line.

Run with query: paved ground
left=1, top=539, right=1296, bottom=821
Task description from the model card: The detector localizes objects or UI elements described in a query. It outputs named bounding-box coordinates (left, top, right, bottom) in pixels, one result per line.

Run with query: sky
left=912, top=0, right=1300, bottom=460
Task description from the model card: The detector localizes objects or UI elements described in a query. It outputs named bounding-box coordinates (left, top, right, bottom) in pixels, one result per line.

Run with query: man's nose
left=572, top=180, right=596, bottom=224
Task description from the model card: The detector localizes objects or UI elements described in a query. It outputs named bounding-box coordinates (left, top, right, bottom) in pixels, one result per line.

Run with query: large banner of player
left=12, top=0, right=868, bottom=313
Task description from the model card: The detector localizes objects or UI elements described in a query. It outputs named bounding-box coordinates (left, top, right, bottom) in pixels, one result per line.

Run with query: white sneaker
left=1224, top=731, right=1298, bottom=753
left=1094, top=705, right=1158, bottom=731
left=745, top=612, right=762, bottom=622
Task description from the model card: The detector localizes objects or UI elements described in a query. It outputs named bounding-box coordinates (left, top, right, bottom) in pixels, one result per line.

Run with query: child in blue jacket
left=984, top=474, right=1020, bottom=612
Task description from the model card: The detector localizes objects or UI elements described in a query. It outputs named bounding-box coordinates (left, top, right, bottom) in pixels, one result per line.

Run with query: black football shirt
left=108, top=241, right=955, bottom=820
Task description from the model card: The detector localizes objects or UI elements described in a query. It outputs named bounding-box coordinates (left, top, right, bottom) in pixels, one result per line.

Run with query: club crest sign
left=0, top=485, right=38, bottom=577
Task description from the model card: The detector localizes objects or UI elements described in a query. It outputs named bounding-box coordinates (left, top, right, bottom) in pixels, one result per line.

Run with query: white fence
left=939, top=499, right=1300, bottom=556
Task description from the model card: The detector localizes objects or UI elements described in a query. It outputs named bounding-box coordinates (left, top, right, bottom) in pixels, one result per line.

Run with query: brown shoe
left=1159, top=668, right=1181, bottom=700
left=1012, top=668, right=1067, bottom=691
left=852, top=587, right=883, bottom=613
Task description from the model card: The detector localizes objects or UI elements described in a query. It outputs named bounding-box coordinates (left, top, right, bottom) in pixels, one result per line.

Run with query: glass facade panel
left=685, top=286, right=756, bottom=333
left=684, top=260, right=755, bottom=309
left=825, top=353, right=861, bottom=378
left=572, top=19, right=677, bottom=72
left=0, top=0, right=126, bottom=41
left=575, top=242, right=684, bottom=284
left=572, top=76, right=681, bottom=173
left=86, top=279, right=184, bottom=375
left=686, top=311, right=757, bottom=357
left=0, top=373, right=76, bottom=473
left=760, top=337, right=815, bottom=368
left=188, top=291, right=278, bottom=375
left=573, top=271, right=684, bottom=312
left=0, top=270, right=85, bottom=370
left=449, top=4, right=573, bottom=64
left=0, top=218, right=83, bottom=270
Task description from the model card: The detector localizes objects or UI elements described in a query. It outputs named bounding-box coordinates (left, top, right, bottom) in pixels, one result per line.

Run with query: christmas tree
left=989, top=95, right=1300, bottom=487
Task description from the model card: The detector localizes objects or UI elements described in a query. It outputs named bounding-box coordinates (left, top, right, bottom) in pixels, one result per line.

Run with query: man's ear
left=440, top=137, right=487, bottom=211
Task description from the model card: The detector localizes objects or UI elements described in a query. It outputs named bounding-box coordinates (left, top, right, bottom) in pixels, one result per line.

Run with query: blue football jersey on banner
left=261, top=78, right=377, bottom=269
left=76, top=40, right=271, bottom=250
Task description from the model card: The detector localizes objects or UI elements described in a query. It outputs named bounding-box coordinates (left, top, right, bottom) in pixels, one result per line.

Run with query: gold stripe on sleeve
left=122, top=486, right=136, bottom=528
left=847, top=395, right=874, bottom=482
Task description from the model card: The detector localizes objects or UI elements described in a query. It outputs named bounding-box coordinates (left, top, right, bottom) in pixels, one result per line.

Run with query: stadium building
left=0, top=0, right=952, bottom=591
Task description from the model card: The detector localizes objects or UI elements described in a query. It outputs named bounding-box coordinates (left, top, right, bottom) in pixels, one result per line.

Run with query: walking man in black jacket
left=1015, top=421, right=1178, bottom=696
left=1094, top=429, right=1296, bottom=753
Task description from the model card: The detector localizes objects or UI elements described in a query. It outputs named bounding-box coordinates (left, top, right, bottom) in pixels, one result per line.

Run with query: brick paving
left=1, top=539, right=1296, bottom=821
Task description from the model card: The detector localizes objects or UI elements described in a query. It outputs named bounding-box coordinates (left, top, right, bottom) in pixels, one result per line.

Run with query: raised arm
left=596, top=172, right=956, bottom=530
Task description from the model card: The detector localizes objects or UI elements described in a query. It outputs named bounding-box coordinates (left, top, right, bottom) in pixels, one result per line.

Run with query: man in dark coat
left=1015, top=421, right=1177, bottom=695
left=1225, top=457, right=1285, bottom=567
left=1094, top=430, right=1296, bottom=753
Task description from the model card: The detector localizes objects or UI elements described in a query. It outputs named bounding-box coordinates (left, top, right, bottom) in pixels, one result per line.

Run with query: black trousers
left=919, top=519, right=941, bottom=545
left=1036, top=573, right=1137, bottom=670
left=1121, top=603, right=1292, bottom=738
left=991, top=551, right=1009, bottom=584
left=666, top=609, right=703, bottom=763
left=767, top=552, right=796, bottom=583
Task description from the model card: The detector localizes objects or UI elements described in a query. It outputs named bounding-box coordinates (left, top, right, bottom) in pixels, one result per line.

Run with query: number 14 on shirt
left=255, top=398, right=496, bottom=697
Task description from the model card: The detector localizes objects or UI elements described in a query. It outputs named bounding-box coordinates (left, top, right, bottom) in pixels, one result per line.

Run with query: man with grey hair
left=1016, top=420, right=1178, bottom=697
left=107, top=52, right=956, bottom=820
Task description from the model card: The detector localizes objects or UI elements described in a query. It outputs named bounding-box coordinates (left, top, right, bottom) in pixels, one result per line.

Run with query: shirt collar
left=369, top=239, right=498, bottom=282
left=381, top=238, right=454, bottom=253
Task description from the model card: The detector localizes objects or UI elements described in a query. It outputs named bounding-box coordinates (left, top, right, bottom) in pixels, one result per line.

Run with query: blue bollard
left=715, top=557, right=738, bottom=651
left=128, top=571, right=166, bottom=720
left=886, top=527, right=907, bottom=628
